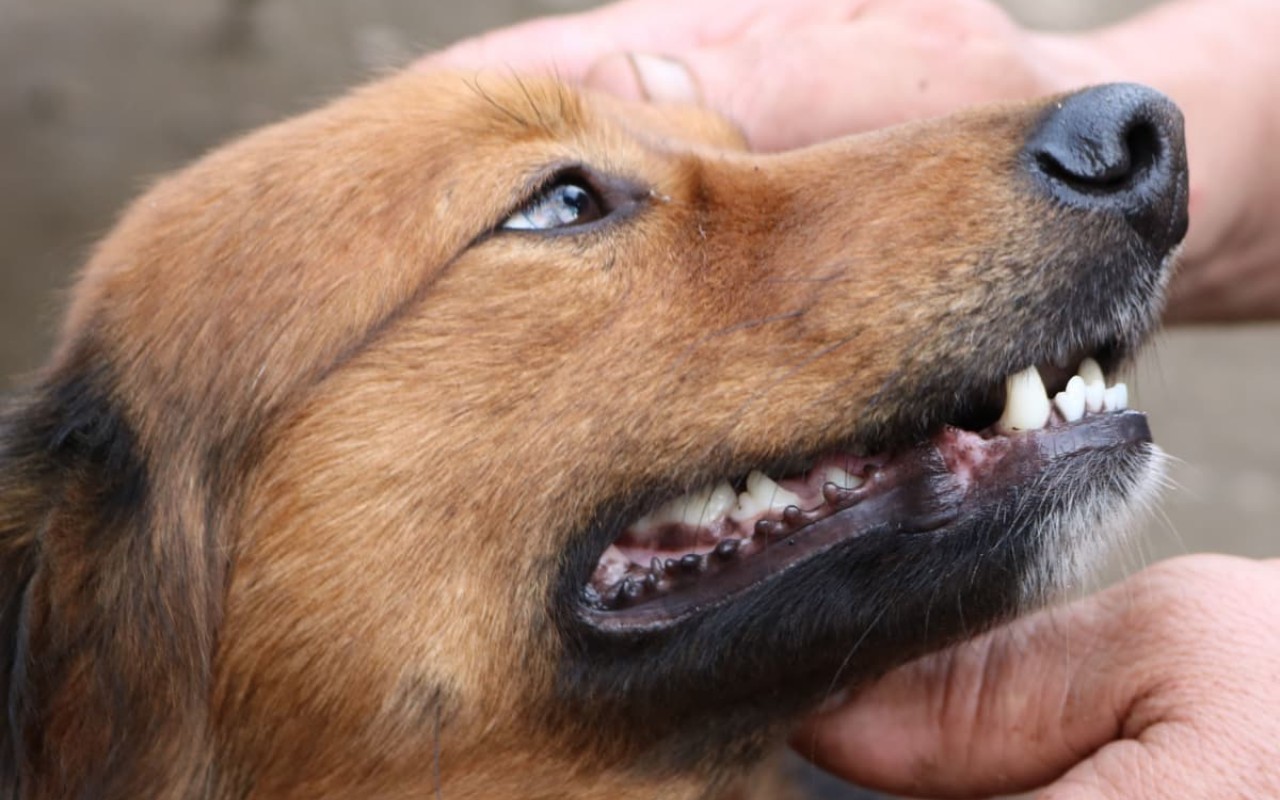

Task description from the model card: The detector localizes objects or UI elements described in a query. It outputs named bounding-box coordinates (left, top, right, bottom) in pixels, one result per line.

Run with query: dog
left=0, top=70, right=1186, bottom=799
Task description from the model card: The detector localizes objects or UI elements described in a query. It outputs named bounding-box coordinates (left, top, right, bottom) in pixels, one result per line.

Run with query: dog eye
left=501, top=178, right=607, bottom=232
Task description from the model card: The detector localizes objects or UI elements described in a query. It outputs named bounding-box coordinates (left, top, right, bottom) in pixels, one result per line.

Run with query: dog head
left=0, top=73, right=1185, bottom=798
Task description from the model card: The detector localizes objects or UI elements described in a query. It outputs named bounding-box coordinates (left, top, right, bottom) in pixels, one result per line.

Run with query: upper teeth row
left=996, top=357, right=1128, bottom=433
left=628, top=358, right=1124, bottom=536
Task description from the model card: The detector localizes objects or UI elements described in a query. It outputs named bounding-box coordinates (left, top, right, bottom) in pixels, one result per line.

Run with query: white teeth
left=647, top=480, right=737, bottom=528
left=1078, top=357, right=1105, bottom=386
left=730, top=470, right=802, bottom=523
left=1050, top=360, right=1131, bottom=423
left=1065, top=374, right=1087, bottom=399
left=1103, top=383, right=1128, bottom=412
left=700, top=481, right=739, bottom=523
left=996, top=366, right=1052, bottom=433
left=1053, top=375, right=1087, bottom=422
left=748, top=470, right=802, bottom=510
left=820, top=466, right=864, bottom=491
left=620, top=355, right=1135, bottom=548
left=728, top=493, right=764, bottom=523
left=1079, top=357, right=1106, bottom=413
left=1083, top=380, right=1105, bottom=413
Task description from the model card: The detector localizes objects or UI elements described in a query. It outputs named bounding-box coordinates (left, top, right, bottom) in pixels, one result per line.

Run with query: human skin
left=793, top=555, right=1280, bottom=798
left=420, top=0, right=1280, bottom=323
left=420, top=1, right=1280, bottom=796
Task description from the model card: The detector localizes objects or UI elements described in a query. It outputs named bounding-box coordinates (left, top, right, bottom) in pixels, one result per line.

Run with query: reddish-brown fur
left=1, top=72, right=1155, bottom=798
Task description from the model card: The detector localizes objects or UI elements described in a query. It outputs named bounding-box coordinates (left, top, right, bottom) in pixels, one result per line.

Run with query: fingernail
left=628, top=53, right=700, bottom=103
left=586, top=52, right=700, bottom=104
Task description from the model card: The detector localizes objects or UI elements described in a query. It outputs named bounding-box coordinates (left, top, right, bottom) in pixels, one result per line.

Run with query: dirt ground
left=1, top=0, right=1277, bottom=794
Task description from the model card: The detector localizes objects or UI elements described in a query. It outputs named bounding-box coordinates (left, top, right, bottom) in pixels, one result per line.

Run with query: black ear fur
left=0, top=354, right=214, bottom=798
left=0, top=410, right=38, bottom=796
left=0, top=380, right=83, bottom=797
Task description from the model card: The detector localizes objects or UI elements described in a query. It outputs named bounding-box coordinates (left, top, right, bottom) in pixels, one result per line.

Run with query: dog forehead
left=415, top=71, right=748, bottom=154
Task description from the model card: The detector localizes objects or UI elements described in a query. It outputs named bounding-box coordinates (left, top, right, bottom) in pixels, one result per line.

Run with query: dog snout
left=1024, top=83, right=1189, bottom=256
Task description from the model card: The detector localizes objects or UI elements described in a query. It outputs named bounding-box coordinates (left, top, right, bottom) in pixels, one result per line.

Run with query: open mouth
left=580, top=353, right=1148, bottom=631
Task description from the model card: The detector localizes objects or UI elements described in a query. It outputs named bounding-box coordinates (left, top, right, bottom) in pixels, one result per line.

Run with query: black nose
left=1024, top=83, right=1188, bottom=255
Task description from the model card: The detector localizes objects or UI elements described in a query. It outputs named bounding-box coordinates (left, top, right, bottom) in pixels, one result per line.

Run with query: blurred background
left=0, top=1, right=1276, bottom=792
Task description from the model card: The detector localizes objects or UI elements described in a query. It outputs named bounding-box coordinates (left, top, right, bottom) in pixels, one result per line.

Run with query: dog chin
left=548, top=406, right=1165, bottom=774
left=1019, top=442, right=1166, bottom=608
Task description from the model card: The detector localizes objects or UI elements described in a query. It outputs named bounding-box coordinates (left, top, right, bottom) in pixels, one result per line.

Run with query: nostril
left=1024, top=83, right=1188, bottom=255
left=1036, top=119, right=1161, bottom=195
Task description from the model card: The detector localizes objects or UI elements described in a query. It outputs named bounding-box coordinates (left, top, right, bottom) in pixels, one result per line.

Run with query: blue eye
left=502, top=180, right=606, bottom=231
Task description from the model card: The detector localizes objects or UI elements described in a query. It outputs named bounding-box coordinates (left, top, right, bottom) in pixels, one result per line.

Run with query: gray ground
left=1, top=0, right=1277, bottom=796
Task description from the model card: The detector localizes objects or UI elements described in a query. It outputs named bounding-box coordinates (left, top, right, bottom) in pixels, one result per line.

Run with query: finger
left=580, top=28, right=905, bottom=151
left=1045, top=736, right=1198, bottom=800
left=584, top=17, right=1041, bottom=151
left=792, top=593, right=1142, bottom=798
left=415, top=0, right=805, bottom=80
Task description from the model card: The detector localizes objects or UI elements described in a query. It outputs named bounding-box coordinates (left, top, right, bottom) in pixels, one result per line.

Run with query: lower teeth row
left=597, top=356, right=1129, bottom=607
left=594, top=480, right=870, bottom=608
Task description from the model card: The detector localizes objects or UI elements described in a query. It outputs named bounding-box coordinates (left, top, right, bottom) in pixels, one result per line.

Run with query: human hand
left=793, top=555, right=1280, bottom=799
left=421, top=0, right=1107, bottom=152
left=424, top=0, right=1280, bottom=320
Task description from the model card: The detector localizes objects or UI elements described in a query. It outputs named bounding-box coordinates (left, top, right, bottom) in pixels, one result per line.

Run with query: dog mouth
left=579, top=350, right=1147, bottom=631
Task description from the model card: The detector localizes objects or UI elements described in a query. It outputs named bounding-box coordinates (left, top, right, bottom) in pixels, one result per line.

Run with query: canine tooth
left=996, top=366, right=1051, bottom=433
left=1103, top=383, right=1129, bottom=412
left=1054, top=376, right=1087, bottom=422
left=821, top=466, right=864, bottom=491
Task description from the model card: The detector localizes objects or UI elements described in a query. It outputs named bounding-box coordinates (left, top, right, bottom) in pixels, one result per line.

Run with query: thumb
left=584, top=53, right=703, bottom=106
left=582, top=41, right=838, bottom=152
left=792, top=593, right=1141, bottom=798
left=581, top=20, right=954, bottom=153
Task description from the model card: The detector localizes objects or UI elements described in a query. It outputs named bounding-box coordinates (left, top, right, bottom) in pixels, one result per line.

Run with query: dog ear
left=0, top=351, right=218, bottom=797
left=0, top=392, right=41, bottom=797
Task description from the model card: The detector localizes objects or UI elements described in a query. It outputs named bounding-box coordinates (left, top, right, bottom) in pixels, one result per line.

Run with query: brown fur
left=0, top=72, right=1176, bottom=798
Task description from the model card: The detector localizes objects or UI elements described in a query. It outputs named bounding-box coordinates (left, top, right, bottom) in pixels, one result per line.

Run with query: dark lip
left=575, top=410, right=1152, bottom=635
